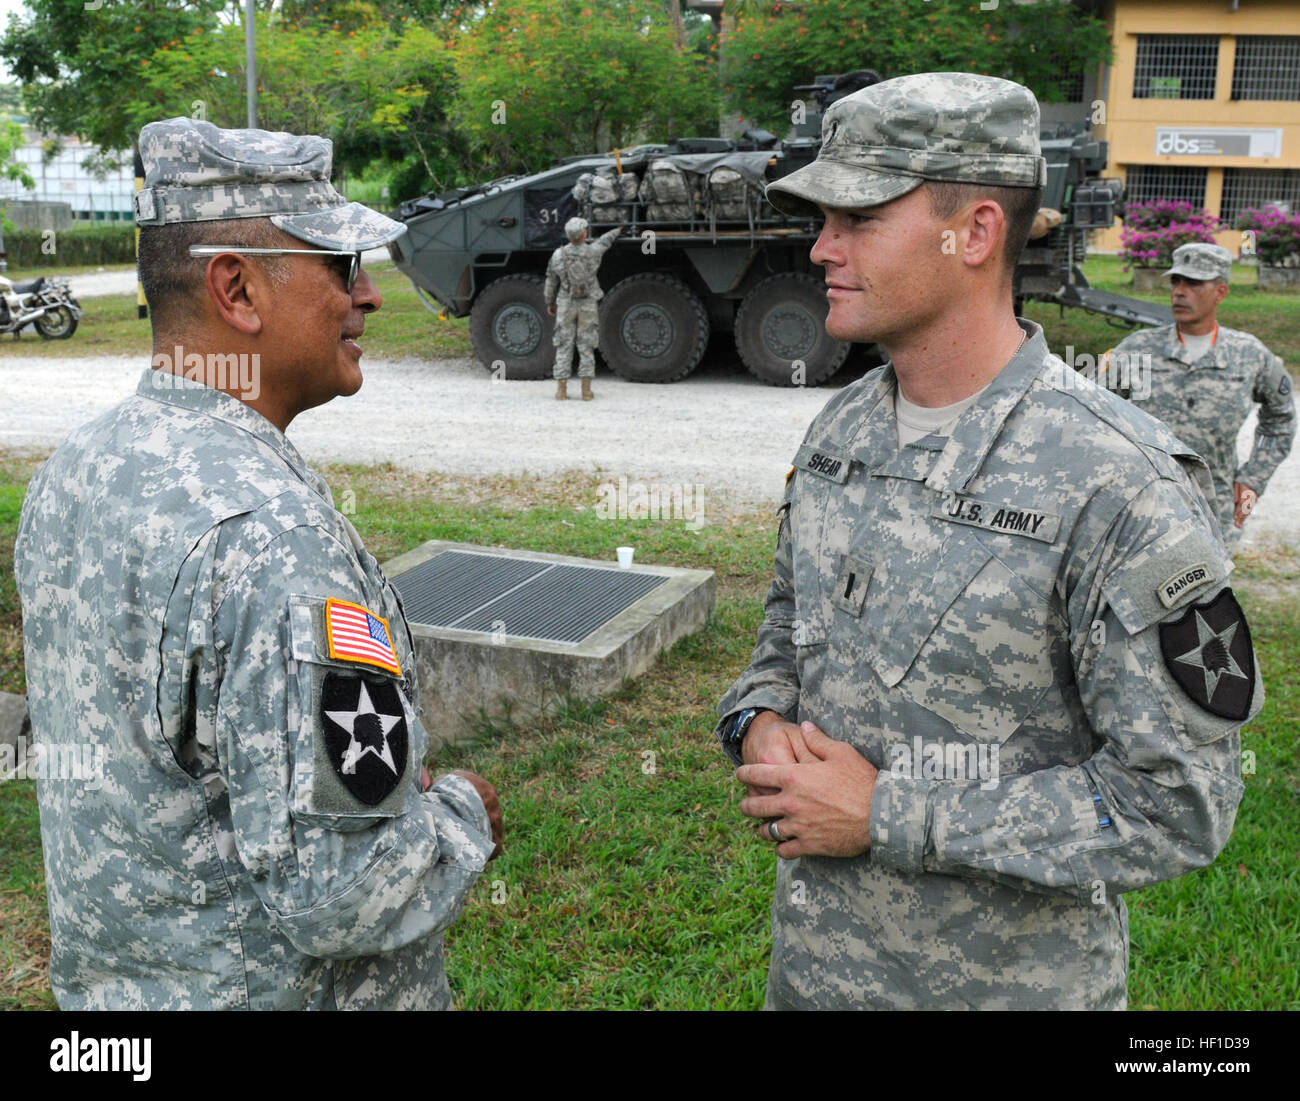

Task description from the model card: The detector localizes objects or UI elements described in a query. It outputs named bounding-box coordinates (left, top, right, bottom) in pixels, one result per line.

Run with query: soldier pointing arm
left=545, top=217, right=621, bottom=401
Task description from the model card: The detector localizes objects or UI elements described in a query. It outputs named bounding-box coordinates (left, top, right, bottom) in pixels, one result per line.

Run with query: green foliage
left=2, top=224, right=135, bottom=268
left=452, top=0, right=719, bottom=179
left=130, top=14, right=467, bottom=192
left=0, top=117, right=33, bottom=191
left=0, top=0, right=225, bottom=159
left=722, top=0, right=1113, bottom=132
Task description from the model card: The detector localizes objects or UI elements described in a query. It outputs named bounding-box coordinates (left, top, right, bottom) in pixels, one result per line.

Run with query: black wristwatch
left=719, top=706, right=769, bottom=767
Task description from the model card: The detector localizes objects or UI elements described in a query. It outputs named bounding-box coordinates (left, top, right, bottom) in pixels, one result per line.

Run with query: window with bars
left=1124, top=165, right=1209, bottom=210
left=1231, top=37, right=1300, bottom=101
left=1133, top=35, right=1219, bottom=100
left=1221, top=168, right=1300, bottom=223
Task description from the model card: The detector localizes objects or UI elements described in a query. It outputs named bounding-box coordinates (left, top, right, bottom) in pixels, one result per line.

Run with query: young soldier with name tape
left=16, top=118, right=503, bottom=1010
left=715, top=73, right=1263, bottom=1010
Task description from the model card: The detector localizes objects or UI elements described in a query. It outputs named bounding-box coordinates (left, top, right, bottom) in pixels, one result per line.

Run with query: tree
left=1, top=117, right=35, bottom=191
left=722, top=0, right=1113, bottom=134
left=453, top=0, right=720, bottom=179
left=0, top=0, right=228, bottom=162
left=127, top=12, right=467, bottom=195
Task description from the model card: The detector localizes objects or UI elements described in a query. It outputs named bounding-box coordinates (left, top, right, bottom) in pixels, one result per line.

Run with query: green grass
left=1, top=458, right=1296, bottom=1010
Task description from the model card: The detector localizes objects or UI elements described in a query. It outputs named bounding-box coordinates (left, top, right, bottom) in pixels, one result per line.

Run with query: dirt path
left=1, top=351, right=1295, bottom=549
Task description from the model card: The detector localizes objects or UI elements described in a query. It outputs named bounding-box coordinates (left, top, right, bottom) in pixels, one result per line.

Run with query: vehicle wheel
left=735, top=273, right=849, bottom=386
left=598, top=273, right=710, bottom=383
left=34, top=306, right=78, bottom=340
left=469, top=274, right=554, bottom=380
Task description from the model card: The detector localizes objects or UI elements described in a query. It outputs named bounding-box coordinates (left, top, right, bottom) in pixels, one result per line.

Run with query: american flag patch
left=324, top=598, right=402, bottom=676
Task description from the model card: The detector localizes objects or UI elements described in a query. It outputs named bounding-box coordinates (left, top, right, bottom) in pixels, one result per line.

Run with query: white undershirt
left=1178, top=328, right=1215, bottom=361
left=894, top=384, right=990, bottom=447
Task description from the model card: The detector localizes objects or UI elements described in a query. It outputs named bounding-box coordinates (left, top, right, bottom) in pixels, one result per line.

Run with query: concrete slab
left=383, top=541, right=715, bottom=745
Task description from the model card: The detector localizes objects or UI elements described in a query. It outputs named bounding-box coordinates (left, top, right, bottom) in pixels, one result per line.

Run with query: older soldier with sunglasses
left=15, top=118, right=502, bottom=1010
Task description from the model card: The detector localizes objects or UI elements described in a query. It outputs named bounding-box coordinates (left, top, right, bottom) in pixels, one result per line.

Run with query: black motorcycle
left=0, top=273, right=83, bottom=339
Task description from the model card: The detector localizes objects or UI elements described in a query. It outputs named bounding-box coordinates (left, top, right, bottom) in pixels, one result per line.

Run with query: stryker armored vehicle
left=390, top=71, right=1171, bottom=386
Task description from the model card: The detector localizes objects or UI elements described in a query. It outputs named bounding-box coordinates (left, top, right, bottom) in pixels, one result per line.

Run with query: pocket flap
left=865, top=539, right=995, bottom=686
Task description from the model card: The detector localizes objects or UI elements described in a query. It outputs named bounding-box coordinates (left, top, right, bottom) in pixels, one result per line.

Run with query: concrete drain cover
left=382, top=541, right=715, bottom=745
left=391, top=549, right=668, bottom=644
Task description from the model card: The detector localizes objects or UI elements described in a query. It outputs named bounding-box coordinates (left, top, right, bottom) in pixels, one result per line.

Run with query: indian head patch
left=325, top=597, right=402, bottom=676
left=321, top=673, right=409, bottom=805
left=1159, top=588, right=1255, bottom=721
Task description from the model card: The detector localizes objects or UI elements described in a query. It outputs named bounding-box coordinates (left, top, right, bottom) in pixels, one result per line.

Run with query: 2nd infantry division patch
left=321, top=673, right=409, bottom=805
left=1159, top=589, right=1255, bottom=721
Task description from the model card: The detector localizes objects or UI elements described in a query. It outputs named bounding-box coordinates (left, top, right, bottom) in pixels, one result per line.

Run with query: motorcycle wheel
left=34, top=305, right=78, bottom=340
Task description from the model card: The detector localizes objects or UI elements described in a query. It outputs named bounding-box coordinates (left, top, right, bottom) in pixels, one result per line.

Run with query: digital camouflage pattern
left=545, top=226, right=621, bottom=380
left=1164, top=242, right=1234, bottom=282
left=1107, top=323, right=1295, bottom=540
left=766, top=72, right=1047, bottom=217
left=717, top=322, right=1261, bottom=1010
left=15, top=372, right=494, bottom=1009
left=135, top=117, right=406, bottom=252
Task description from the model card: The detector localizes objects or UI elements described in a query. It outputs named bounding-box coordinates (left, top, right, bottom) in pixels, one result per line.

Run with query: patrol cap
left=565, top=216, right=589, bottom=242
left=766, top=72, right=1047, bottom=217
left=134, top=117, right=406, bottom=251
left=1163, top=242, right=1233, bottom=283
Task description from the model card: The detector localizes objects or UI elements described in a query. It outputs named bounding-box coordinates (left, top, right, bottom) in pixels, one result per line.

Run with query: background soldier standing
left=15, top=118, right=502, bottom=1010
left=1105, top=242, right=1295, bottom=547
left=715, top=74, right=1261, bottom=1010
left=545, top=216, right=621, bottom=401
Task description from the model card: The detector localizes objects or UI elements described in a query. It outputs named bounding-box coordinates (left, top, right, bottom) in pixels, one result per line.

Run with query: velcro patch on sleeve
left=1159, top=588, right=1256, bottom=720
left=325, top=597, right=403, bottom=676
left=1158, top=562, right=1213, bottom=608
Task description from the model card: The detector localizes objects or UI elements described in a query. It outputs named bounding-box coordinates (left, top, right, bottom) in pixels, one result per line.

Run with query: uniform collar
left=1171, top=320, right=1222, bottom=365
left=923, top=319, right=1044, bottom=494
left=135, top=368, right=333, bottom=502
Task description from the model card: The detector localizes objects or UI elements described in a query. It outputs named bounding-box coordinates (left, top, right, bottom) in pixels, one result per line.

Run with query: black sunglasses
left=188, top=245, right=363, bottom=291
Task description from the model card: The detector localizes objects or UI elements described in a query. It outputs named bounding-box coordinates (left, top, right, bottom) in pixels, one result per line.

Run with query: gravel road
left=1, top=350, right=1295, bottom=549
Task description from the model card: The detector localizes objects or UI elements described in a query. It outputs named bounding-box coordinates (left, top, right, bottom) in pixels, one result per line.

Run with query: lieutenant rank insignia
left=325, top=597, right=402, bottom=676
left=1158, top=589, right=1255, bottom=721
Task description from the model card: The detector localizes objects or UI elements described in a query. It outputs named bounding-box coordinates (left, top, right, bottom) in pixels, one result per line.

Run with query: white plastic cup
left=616, top=546, right=635, bottom=569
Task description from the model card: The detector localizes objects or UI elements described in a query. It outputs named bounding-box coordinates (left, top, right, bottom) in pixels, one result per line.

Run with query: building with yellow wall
left=1091, top=0, right=1300, bottom=252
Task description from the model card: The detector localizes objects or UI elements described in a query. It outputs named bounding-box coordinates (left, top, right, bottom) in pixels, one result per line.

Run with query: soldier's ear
left=1215, top=281, right=1229, bottom=306
left=203, top=253, right=265, bottom=337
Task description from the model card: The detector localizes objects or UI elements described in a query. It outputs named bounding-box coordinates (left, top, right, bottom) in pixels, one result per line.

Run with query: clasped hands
left=734, top=711, right=878, bottom=859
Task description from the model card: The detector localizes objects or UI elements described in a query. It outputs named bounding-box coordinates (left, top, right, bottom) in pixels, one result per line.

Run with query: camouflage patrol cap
left=1163, top=242, right=1233, bottom=283
left=766, top=72, right=1047, bottom=217
left=134, top=117, right=406, bottom=250
left=565, top=216, right=589, bottom=242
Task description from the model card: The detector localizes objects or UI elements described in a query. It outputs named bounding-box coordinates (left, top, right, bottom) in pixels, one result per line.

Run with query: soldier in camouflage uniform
left=14, top=118, right=502, bottom=1010
left=545, top=216, right=621, bottom=401
left=715, top=74, right=1262, bottom=1010
left=1104, top=243, right=1294, bottom=546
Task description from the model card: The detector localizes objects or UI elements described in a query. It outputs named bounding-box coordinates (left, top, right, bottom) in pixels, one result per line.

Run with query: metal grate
left=1124, top=165, right=1209, bottom=210
left=390, top=550, right=669, bottom=645
left=1221, top=168, right=1300, bottom=224
left=1133, top=35, right=1219, bottom=100
left=1231, top=36, right=1300, bottom=101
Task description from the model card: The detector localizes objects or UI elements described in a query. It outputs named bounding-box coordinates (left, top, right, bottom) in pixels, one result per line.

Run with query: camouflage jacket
left=543, top=228, right=621, bottom=307
left=15, top=370, right=494, bottom=1010
left=718, top=322, right=1261, bottom=1010
left=1108, top=323, right=1295, bottom=533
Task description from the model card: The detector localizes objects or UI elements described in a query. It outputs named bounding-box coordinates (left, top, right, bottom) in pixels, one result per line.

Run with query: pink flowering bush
left=1119, top=199, right=1220, bottom=271
left=1236, top=206, right=1300, bottom=267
